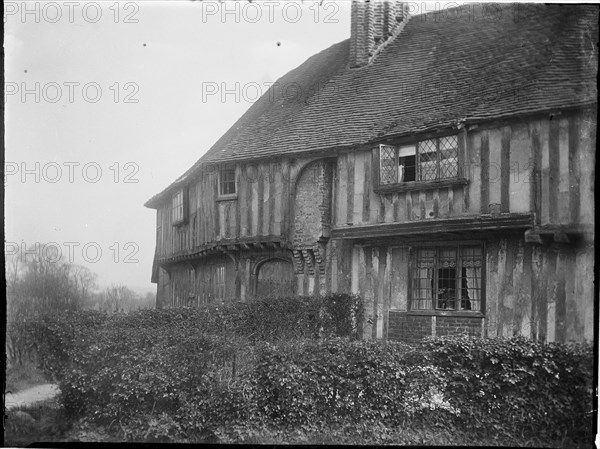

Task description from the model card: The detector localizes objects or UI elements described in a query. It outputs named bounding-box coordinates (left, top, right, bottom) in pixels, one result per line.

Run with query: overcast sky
left=5, top=0, right=513, bottom=294
left=4, top=1, right=354, bottom=294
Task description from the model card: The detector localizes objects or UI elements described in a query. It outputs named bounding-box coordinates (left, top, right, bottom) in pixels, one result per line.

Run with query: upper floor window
left=410, top=244, right=483, bottom=312
left=379, top=135, right=459, bottom=186
left=218, top=168, right=236, bottom=197
left=172, top=189, right=185, bottom=224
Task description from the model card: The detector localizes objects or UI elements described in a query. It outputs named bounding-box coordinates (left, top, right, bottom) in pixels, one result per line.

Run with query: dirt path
left=5, top=384, right=60, bottom=410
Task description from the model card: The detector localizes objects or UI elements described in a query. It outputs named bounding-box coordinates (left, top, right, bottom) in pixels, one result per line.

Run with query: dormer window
left=375, top=134, right=465, bottom=193
left=172, top=189, right=187, bottom=225
left=218, top=167, right=237, bottom=197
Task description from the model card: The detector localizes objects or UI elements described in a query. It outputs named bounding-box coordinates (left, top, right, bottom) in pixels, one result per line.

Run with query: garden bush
left=30, top=294, right=363, bottom=423
left=29, top=296, right=594, bottom=445
left=420, top=335, right=595, bottom=442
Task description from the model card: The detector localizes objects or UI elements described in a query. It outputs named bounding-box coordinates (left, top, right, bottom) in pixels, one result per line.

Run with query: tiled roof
left=146, top=3, right=598, bottom=207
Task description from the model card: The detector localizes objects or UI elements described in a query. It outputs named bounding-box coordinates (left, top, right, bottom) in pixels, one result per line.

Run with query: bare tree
left=6, top=244, right=99, bottom=365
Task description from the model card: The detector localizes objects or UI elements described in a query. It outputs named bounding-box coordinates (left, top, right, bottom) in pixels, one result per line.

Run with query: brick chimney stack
left=350, top=0, right=410, bottom=68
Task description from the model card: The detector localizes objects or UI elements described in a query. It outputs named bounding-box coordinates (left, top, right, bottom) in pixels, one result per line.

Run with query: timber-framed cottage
left=146, top=2, right=597, bottom=343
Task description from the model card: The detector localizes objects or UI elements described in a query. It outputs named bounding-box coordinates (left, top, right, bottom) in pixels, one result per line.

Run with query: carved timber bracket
left=302, top=249, right=315, bottom=275
left=524, top=225, right=592, bottom=247
left=292, top=245, right=327, bottom=276
left=313, top=242, right=327, bottom=275
left=292, top=250, right=305, bottom=274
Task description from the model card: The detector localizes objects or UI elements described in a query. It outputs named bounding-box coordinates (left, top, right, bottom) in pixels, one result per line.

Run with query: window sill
left=404, top=310, right=484, bottom=318
left=374, top=178, right=468, bottom=194
left=216, top=194, right=238, bottom=202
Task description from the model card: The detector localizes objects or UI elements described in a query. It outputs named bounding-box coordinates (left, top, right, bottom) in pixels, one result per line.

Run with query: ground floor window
left=411, top=245, right=483, bottom=311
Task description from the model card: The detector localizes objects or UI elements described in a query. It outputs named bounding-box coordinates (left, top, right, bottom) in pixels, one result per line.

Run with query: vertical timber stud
left=363, top=152, right=371, bottom=223
left=568, top=117, right=580, bottom=224
left=282, top=159, right=290, bottom=238
left=213, top=175, right=220, bottom=239
left=268, top=164, right=275, bottom=235
left=246, top=165, right=253, bottom=236
left=378, top=246, right=387, bottom=340
left=532, top=127, right=542, bottom=225
left=257, top=165, right=264, bottom=236
left=459, top=129, right=470, bottom=213
left=372, top=146, right=381, bottom=187
left=500, top=126, right=511, bottom=213
left=332, top=162, right=338, bottom=229
left=480, top=133, right=490, bottom=214
left=235, top=166, right=241, bottom=238
left=555, top=251, right=567, bottom=343
left=549, top=117, right=560, bottom=223
left=365, top=248, right=378, bottom=340
left=347, top=153, right=355, bottom=224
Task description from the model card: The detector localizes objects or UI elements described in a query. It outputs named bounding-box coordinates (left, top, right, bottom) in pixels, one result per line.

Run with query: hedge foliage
left=31, top=294, right=362, bottom=422
left=29, top=294, right=594, bottom=445
left=420, top=336, right=595, bottom=442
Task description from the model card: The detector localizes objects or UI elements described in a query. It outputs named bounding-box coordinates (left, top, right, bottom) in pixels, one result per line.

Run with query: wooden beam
left=480, top=133, right=490, bottom=214
left=500, top=126, right=511, bottom=213
left=331, top=213, right=533, bottom=239
left=549, top=118, right=560, bottom=223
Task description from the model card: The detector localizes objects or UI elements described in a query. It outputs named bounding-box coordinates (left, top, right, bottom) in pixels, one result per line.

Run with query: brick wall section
left=293, top=160, right=333, bottom=249
left=388, top=312, right=483, bottom=342
left=388, top=312, right=431, bottom=343
left=436, top=316, right=482, bottom=337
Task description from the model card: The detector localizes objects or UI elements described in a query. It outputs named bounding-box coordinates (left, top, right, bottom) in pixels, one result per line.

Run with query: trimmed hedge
left=172, top=336, right=594, bottom=444
left=31, top=294, right=363, bottom=422
left=420, top=336, right=595, bottom=441
left=29, top=296, right=594, bottom=445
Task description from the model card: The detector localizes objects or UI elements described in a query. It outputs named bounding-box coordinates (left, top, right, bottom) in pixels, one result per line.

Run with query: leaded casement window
left=410, top=244, right=483, bottom=312
left=172, top=190, right=184, bottom=224
left=379, top=135, right=459, bottom=185
left=218, top=167, right=236, bottom=196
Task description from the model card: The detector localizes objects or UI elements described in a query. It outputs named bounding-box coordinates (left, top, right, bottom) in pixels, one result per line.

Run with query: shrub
left=30, top=294, right=363, bottom=425
left=419, top=335, right=595, bottom=442
left=251, top=338, right=420, bottom=427
left=29, top=298, right=593, bottom=445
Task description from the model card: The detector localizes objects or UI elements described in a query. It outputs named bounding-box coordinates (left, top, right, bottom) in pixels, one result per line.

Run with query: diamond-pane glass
left=439, top=135, right=459, bottom=179
left=459, top=246, right=482, bottom=311
left=419, top=139, right=438, bottom=181
left=379, top=145, right=397, bottom=184
left=410, top=245, right=484, bottom=312
left=412, top=248, right=435, bottom=310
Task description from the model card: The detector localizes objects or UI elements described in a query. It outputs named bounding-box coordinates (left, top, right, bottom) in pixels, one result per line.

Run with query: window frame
left=407, top=241, right=486, bottom=315
left=171, top=188, right=189, bottom=226
left=218, top=166, right=237, bottom=199
left=373, top=132, right=468, bottom=194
